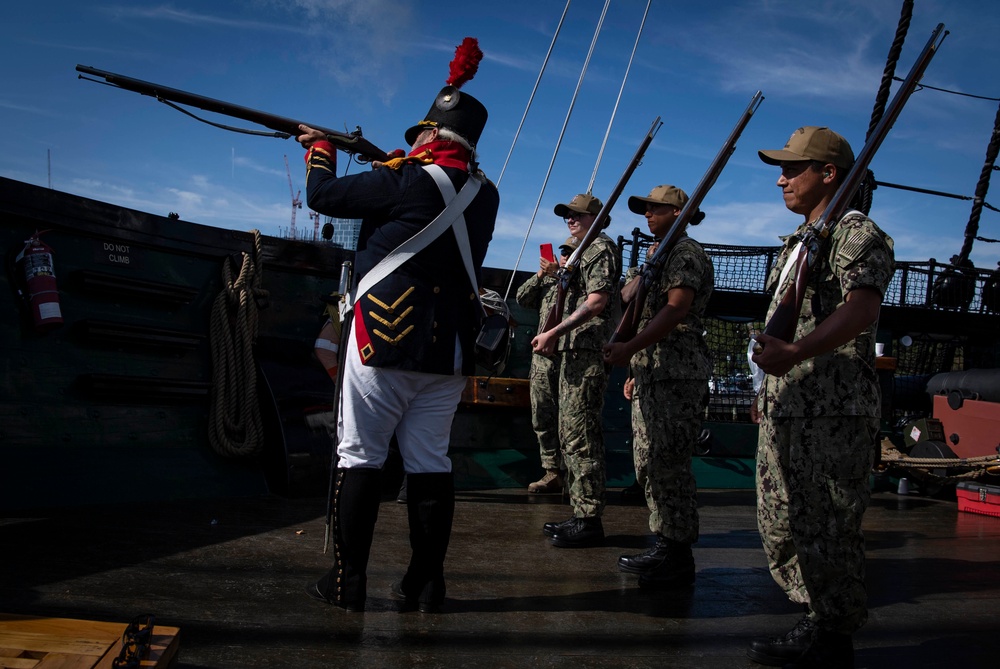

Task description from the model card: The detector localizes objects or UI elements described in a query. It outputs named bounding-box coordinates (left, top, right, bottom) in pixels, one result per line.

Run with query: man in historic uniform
left=749, top=126, right=894, bottom=667
left=297, top=39, right=498, bottom=614
left=532, top=194, right=620, bottom=548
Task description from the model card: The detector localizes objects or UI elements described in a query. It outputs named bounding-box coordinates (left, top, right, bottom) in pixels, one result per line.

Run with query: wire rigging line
left=495, top=0, right=572, bottom=189
left=503, top=0, right=613, bottom=301
left=587, top=0, right=652, bottom=194
left=896, top=77, right=1000, bottom=102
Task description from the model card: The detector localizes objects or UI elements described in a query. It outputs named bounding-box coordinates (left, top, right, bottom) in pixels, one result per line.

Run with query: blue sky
left=2, top=1, right=998, bottom=278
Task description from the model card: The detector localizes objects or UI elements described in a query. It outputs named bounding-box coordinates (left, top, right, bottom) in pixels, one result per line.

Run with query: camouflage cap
left=758, top=126, right=855, bottom=169
left=554, top=193, right=603, bottom=218
left=627, top=185, right=689, bottom=215
left=558, top=236, right=580, bottom=252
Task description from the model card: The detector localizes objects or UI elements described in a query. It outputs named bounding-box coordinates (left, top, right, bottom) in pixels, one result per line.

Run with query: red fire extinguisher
left=16, top=231, right=63, bottom=332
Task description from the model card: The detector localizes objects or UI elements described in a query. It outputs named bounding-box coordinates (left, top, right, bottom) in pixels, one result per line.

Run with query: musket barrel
left=75, top=65, right=388, bottom=162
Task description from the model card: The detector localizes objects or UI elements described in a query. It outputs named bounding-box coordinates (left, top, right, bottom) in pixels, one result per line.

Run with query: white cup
left=875, top=343, right=885, bottom=357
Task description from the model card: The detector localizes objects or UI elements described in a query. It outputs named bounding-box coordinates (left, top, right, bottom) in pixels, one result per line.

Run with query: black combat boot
left=392, top=472, right=455, bottom=613
left=542, top=517, right=576, bottom=537
left=746, top=615, right=818, bottom=665
left=783, top=628, right=854, bottom=668
left=618, top=534, right=674, bottom=574
left=549, top=516, right=604, bottom=548
left=635, top=539, right=695, bottom=588
left=305, top=467, right=381, bottom=612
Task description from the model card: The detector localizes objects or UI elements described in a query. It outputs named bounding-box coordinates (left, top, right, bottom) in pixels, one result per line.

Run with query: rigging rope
left=502, top=0, right=613, bottom=301
left=958, top=100, right=1000, bottom=264
left=208, top=229, right=270, bottom=458
left=587, top=0, right=652, bottom=194
left=495, top=0, right=572, bottom=188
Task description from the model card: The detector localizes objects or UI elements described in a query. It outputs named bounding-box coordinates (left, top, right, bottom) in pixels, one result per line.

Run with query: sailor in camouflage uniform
left=603, top=185, right=713, bottom=589
left=748, top=127, right=894, bottom=668
left=532, top=194, right=620, bottom=548
left=516, top=236, right=580, bottom=495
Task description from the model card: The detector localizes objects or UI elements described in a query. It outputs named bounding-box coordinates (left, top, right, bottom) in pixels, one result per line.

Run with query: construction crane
left=284, top=155, right=302, bottom=238
left=309, top=210, right=321, bottom=241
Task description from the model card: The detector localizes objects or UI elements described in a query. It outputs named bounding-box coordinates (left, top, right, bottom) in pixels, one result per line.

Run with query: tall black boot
left=395, top=472, right=454, bottom=613
left=306, top=467, right=381, bottom=612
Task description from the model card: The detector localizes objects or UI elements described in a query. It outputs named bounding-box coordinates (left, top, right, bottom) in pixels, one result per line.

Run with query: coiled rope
left=208, top=229, right=270, bottom=457
left=880, top=441, right=1000, bottom=480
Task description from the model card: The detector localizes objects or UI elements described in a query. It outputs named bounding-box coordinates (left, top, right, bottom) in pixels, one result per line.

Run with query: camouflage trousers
left=632, top=378, right=705, bottom=544
left=558, top=349, right=607, bottom=517
left=529, top=351, right=561, bottom=471
left=756, top=413, right=879, bottom=633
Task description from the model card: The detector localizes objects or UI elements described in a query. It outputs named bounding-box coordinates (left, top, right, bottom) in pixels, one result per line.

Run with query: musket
left=538, top=116, right=662, bottom=336
left=757, top=23, right=947, bottom=349
left=610, top=91, right=764, bottom=346
left=76, top=65, right=389, bottom=163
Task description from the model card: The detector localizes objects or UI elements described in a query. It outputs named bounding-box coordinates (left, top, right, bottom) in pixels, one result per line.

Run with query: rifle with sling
left=755, top=23, right=947, bottom=351
left=76, top=65, right=389, bottom=163
left=539, top=116, right=662, bottom=336
left=610, top=91, right=764, bottom=346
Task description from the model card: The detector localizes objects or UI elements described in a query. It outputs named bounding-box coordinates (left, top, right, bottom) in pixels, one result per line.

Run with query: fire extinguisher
left=15, top=231, right=63, bottom=332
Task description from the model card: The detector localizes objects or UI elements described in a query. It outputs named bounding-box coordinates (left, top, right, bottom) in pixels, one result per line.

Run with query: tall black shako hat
left=404, top=37, right=488, bottom=148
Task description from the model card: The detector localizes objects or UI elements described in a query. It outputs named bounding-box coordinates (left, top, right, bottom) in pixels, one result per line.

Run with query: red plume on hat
left=446, top=37, right=483, bottom=89
left=404, top=37, right=489, bottom=148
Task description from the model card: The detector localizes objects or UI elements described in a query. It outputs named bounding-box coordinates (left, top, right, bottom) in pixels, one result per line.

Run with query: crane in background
left=309, top=210, right=321, bottom=241
left=284, top=155, right=302, bottom=238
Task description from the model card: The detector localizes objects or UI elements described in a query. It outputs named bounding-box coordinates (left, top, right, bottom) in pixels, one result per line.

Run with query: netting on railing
left=615, top=233, right=1000, bottom=425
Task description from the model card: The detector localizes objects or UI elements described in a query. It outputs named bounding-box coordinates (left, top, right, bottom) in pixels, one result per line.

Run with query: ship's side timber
left=0, top=177, right=350, bottom=509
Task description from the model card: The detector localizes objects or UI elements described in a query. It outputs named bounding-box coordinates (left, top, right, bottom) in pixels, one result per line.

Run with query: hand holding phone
left=540, top=243, right=555, bottom=263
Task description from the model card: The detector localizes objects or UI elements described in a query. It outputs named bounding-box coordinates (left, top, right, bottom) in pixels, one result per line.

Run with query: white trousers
left=337, top=327, right=466, bottom=474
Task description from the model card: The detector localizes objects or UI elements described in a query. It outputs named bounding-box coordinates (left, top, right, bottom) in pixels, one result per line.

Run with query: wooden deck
left=0, top=613, right=178, bottom=669
left=2, top=483, right=998, bottom=668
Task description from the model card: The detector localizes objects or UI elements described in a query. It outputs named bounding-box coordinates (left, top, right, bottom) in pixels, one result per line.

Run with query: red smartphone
left=540, top=243, right=555, bottom=263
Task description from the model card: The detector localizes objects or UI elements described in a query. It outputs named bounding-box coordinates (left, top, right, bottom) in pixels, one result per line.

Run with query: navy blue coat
left=305, top=150, right=499, bottom=376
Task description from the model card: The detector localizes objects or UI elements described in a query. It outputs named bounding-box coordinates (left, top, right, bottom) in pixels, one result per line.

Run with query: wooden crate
left=0, top=614, right=179, bottom=669
left=461, top=376, right=530, bottom=408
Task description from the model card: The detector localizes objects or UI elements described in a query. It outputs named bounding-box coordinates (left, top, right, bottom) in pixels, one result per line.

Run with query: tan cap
left=554, top=193, right=604, bottom=218
left=628, top=185, right=689, bottom=215
left=758, top=126, right=855, bottom=169
left=558, top=236, right=580, bottom=252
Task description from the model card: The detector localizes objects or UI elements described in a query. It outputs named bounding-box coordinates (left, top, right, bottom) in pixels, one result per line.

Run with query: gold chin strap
left=381, top=149, right=434, bottom=171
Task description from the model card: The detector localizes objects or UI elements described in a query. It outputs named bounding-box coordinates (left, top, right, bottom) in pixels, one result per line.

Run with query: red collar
left=409, top=140, right=471, bottom=171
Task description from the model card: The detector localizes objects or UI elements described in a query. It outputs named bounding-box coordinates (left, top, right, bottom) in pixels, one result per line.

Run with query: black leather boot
left=542, top=517, right=576, bottom=538
left=394, top=472, right=454, bottom=613
left=783, top=628, right=854, bottom=668
left=746, top=615, right=818, bottom=665
left=550, top=516, right=604, bottom=548
left=305, top=467, right=381, bottom=612
left=635, top=539, right=695, bottom=588
left=618, top=534, right=674, bottom=574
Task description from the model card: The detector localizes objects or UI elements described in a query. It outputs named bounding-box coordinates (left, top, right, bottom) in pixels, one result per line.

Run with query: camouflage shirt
left=762, top=212, right=895, bottom=418
left=630, top=236, right=714, bottom=381
left=515, top=272, right=559, bottom=332
left=558, top=233, right=620, bottom=352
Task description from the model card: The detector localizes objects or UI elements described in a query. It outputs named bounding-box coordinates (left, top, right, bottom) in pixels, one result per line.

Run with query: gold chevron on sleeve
left=368, top=306, right=413, bottom=330
left=367, top=286, right=415, bottom=313
left=372, top=325, right=414, bottom=345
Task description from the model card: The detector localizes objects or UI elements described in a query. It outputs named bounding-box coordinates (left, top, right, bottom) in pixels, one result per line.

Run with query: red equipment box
left=956, top=482, right=1000, bottom=518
